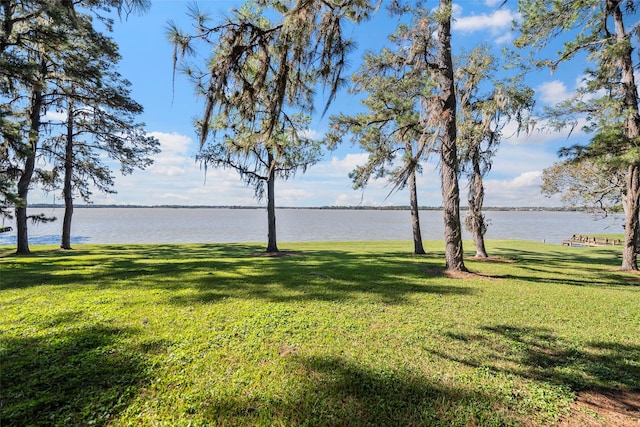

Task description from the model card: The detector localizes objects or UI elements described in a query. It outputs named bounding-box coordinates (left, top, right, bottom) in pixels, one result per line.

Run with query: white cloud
left=511, top=170, right=542, bottom=187
left=331, top=153, right=370, bottom=172
left=304, top=153, right=369, bottom=180
left=43, top=110, right=67, bottom=122
left=302, top=128, right=323, bottom=140
left=451, top=5, right=518, bottom=44
left=158, top=192, right=191, bottom=201
left=146, top=131, right=195, bottom=177
left=149, top=131, right=192, bottom=155
left=259, top=187, right=315, bottom=207
left=334, top=193, right=360, bottom=206
left=452, top=8, right=516, bottom=34
left=481, top=170, right=562, bottom=207
left=495, top=32, right=514, bottom=45
left=536, top=80, right=572, bottom=105
left=332, top=192, right=391, bottom=206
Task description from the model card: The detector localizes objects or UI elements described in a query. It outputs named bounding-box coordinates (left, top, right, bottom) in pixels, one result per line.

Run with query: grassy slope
left=1, top=241, right=638, bottom=426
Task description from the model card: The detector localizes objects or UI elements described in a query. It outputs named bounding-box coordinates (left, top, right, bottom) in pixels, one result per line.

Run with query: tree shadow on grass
left=439, top=325, right=640, bottom=392
left=434, top=325, right=640, bottom=424
left=483, top=246, right=637, bottom=288
left=1, top=244, right=476, bottom=305
left=194, top=354, right=520, bottom=426
left=0, top=323, right=149, bottom=426
left=487, top=326, right=639, bottom=391
left=8, top=241, right=634, bottom=307
left=0, top=244, right=261, bottom=290
left=498, top=267, right=636, bottom=288
left=171, top=249, right=475, bottom=305
left=488, top=246, right=620, bottom=270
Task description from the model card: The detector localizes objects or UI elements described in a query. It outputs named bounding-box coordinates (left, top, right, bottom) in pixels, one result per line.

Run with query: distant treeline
left=30, top=204, right=595, bottom=212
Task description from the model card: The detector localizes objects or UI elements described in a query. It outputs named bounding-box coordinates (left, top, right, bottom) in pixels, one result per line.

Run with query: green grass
left=579, top=233, right=624, bottom=240
left=1, top=240, right=638, bottom=426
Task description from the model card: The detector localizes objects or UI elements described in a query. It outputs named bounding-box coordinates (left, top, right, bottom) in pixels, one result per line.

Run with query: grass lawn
left=1, top=240, right=638, bottom=426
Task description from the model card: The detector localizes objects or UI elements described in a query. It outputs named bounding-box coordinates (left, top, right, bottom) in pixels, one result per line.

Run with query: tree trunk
left=61, top=99, right=74, bottom=250
left=467, top=150, right=488, bottom=258
left=622, top=163, right=639, bottom=270
left=266, top=150, right=278, bottom=253
left=0, top=0, right=15, bottom=53
left=15, top=63, right=45, bottom=255
left=612, top=0, right=640, bottom=270
left=15, top=190, right=30, bottom=254
left=408, top=167, right=425, bottom=255
left=436, top=0, right=466, bottom=271
left=16, top=142, right=36, bottom=254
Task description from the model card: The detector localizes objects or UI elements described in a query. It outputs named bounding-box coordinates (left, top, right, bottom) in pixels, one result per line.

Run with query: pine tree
left=387, top=0, right=466, bottom=270
left=169, top=0, right=376, bottom=252
left=328, top=41, right=437, bottom=255
left=456, top=45, right=534, bottom=257
left=516, top=0, right=640, bottom=270
left=1, top=0, right=152, bottom=253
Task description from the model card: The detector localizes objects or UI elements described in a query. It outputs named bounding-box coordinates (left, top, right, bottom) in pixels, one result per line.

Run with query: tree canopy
left=516, top=0, right=640, bottom=270
left=169, top=0, right=378, bottom=252
left=456, top=45, right=534, bottom=257
left=0, top=0, right=155, bottom=253
left=327, top=24, right=438, bottom=254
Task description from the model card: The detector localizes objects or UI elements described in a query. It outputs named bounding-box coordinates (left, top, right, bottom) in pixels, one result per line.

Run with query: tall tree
left=434, top=0, right=466, bottom=271
left=13, top=57, right=47, bottom=254
left=0, top=0, right=151, bottom=253
left=39, top=16, right=158, bottom=250
left=1, top=0, right=150, bottom=220
left=358, top=0, right=465, bottom=270
left=197, top=113, right=321, bottom=253
left=169, top=0, right=376, bottom=252
left=456, top=45, right=534, bottom=257
left=43, top=96, right=158, bottom=250
left=516, top=0, right=640, bottom=270
left=328, top=44, right=437, bottom=255
left=1, top=1, right=62, bottom=252
left=373, top=0, right=465, bottom=269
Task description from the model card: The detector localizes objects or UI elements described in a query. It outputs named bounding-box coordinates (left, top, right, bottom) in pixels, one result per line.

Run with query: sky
left=32, top=0, right=596, bottom=208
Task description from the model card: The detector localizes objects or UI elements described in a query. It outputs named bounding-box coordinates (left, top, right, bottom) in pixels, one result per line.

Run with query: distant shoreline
left=5, top=208, right=624, bottom=245
left=29, top=204, right=596, bottom=212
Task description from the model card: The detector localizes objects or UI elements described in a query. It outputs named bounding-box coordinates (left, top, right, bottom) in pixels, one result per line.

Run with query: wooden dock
left=562, top=234, right=622, bottom=247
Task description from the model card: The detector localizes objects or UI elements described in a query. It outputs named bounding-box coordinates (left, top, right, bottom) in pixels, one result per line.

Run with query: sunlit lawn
left=1, top=240, right=638, bottom=426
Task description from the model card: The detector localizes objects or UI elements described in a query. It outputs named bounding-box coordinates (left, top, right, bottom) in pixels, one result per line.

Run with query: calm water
left=0, top=208, right=626, bottom=246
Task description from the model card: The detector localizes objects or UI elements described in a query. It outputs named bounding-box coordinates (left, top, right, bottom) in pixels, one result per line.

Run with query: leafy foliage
left=169, top=0, right=377, bottom=252
left=197, top=114, right=321, bottom=201
left=169, top=0, right=376, bottom=148
left=542, top=158, right=626, bottom=213
left=0, top=0, right=156, bottom=252
left=329, top=42, right=436, bottom=196
left=516, top=0, right=640, bottom=269
left=36, top=15, right=159, bottom=201
left=456, top=45, right=535, bottom=257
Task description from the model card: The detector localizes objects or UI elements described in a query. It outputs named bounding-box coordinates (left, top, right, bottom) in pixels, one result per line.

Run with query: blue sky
left=33, top=0, right=595, bottom=207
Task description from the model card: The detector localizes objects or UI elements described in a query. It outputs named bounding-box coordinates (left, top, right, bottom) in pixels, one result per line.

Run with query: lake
left=0, top=207, right=627, bottom=246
